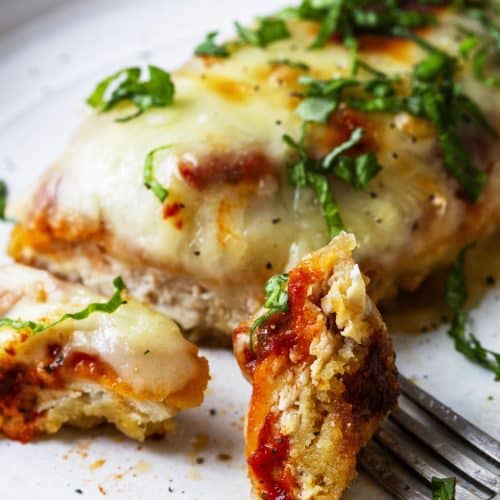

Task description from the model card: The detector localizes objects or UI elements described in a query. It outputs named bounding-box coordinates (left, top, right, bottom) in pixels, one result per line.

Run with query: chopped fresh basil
left=299, top=33, right=496, bottom=202
left=296, top=97, right=338, bottom=123
left=144, top=145, right=170, bottom=203
left=400, top=39, right=493, bottom=201
left=332, top=152, right=382, bottom=189
left=296, top=75, right=358, bottom=123
left=287, top=0, right=435, bottom=52
left=268, top=58, right=310, bottom=70
left=284, top=126, right=381, bottom=237
left=235, top=18, right=290, bottom=47
left=249, top=273, right=289, bottom=351
left=0, top=277, right=127, bottom=335
left=309, top=0, right=345, bottom=50
left=462, top=7, right=500, bottom=87
left=445, top=247, right=500, bottom=380
left=194, top=31, right=229, bottom=58
left=431, top=476, right=456, bottom=500
left=87, top=65, right=175, bottom=122
left=0, top=180, right=9, bottom=222
left=459, top=35, right=479, bottom=58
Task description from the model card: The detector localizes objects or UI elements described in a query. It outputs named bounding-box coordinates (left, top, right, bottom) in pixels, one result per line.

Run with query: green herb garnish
left=296, top=75, right=359, bottom=123
left=249, top=273, right=289, bottom=351
left=284, top=126, right=381, bottom=237
left=194, top=31, right=229, bottom=58
left=269, top=58, right=310, bottom=70
left=286, top=0, right=436, bottom=71
left=431, top=477, right=456, bottom=500
left=0, top=277, right=127, bottom=335
left=144, top=145, right=170, bottom=203
left=299, top=34, right=495, bottom=201
left=235, top=18, right=290, bottom=47
left=87, top=65, right=175, bottom=122
left=445, top=247, right=500, bottom=380
left=460, top=7, right=500, bottom=87
left=0, top=180, right=11, bottom=222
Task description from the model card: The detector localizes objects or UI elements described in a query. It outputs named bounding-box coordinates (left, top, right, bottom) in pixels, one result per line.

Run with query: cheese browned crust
left=8, top=6, right=500, bottom=341
left=233, top=233, right=399, bottom=499
left=0, top=265, right=209, bottom=442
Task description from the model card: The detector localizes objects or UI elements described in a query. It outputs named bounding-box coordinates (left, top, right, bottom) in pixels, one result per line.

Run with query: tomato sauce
left=248, top=413, right=294, bottom=500
left=179, top=151, right=272, bottom=191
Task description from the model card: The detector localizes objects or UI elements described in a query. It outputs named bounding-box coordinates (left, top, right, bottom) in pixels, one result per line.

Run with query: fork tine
left=376, top=422, right=489, bottom=499
left=399, top=374, right=500, bottom=465
left=391, top=407, right=500, bottom=493
left=359, top=440, right=429, bottom=500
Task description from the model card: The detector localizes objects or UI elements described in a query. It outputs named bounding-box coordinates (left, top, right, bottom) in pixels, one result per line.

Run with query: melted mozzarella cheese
left=9, top=9, right=500, bottom=308
left=0, top=264, right=207, bottom=401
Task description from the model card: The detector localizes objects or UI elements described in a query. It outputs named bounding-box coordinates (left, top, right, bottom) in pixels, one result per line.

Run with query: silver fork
left=359, top=374, right=500, bottom=499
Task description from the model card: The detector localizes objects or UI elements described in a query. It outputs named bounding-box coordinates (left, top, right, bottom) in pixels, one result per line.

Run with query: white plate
left=0, top=1, right=498, bottom=499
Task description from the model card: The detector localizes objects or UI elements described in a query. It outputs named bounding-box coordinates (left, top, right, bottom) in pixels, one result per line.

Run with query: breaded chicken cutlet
left=234, top=233, right=399, bottom=499
left=8, top=3, right=500, bottom=343
left=0, top=264, right=208, bottom=442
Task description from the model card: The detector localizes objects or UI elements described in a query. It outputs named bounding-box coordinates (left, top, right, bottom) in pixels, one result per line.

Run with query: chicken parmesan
left=233, top=232, right=399, bottom=500
left=0, top=265, right=209, bottom=442
left=7, top=2, right=500, bottom=341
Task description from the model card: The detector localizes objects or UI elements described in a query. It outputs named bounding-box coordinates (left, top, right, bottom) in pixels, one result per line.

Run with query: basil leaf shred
left=431, top=476, right=456, bottom=500
left=194, top=31, right=229, bottom=58
left=445, top=247, right=500, bottom=380
left=249, top=273, right=289, bottom=351
left=0, top=277, right=127, bottom=335
left=87, top=65, right=175, bottom=122
left=235, top=18, right=290, bottom=47
left=144, top=145, right=171, bottom=203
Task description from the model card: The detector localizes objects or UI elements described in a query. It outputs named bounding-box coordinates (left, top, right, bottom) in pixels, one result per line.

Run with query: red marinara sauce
left=247, top=413, right=295, bottom=500
left=179, top=151, right=272, bottom=191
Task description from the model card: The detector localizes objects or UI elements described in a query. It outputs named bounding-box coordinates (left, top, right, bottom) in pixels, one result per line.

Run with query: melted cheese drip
left=11, top=11, right=500, bottom=297
left=0, top=265, right=204, bottom=400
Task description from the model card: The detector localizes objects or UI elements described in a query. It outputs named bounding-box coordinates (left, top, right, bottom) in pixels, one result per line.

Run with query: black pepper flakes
left=486, top=275, right=495, bottom=286
left=392, top=152, right=399, bottom=159
left=209, top=408, right=217, bottom=416
left=196, top=457, right=205, bottom=465
left=193, top=250, right=201, bottom=256
left=75, top=490, right=83, bottom=495
left=272, top=218, right=281, bottom=224
left=266, top=262, right=272, bottom=270
left=376, top=218, right=383, bottom=224
left=370, top=192, right=377, bottom=199
left=275, top=120, right=282, bottom=126
left=253, top=84, right=261, bottom=92
left=168, top=487, right=174, bottom=493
